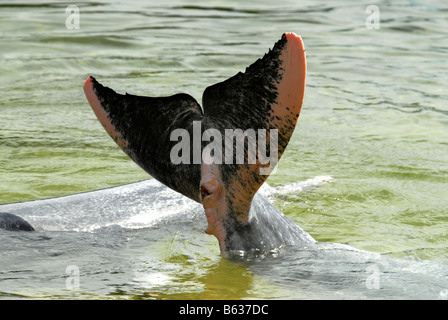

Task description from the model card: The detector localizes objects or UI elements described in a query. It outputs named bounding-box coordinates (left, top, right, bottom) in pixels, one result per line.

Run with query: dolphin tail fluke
left=199, top=33, right=306, bottom=249
left=84, top=33, right=306, bottom=252
left=84, top=76, right=203, bottom=203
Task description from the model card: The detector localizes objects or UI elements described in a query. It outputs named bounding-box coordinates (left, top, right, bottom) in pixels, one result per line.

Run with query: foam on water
left=260, top=175, right=333, bottom=198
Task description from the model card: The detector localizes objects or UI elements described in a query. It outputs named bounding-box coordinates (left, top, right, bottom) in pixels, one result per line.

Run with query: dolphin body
left=0, top=212, right=35, bottom=231
left=2, top=33, right=314, bottom=256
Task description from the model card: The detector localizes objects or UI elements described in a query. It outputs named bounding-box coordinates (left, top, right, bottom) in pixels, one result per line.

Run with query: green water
left=1, top=0, right=448, bottom=299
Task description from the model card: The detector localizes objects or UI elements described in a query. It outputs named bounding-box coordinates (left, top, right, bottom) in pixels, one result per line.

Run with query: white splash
left=259, top=175, right=333, bottom=198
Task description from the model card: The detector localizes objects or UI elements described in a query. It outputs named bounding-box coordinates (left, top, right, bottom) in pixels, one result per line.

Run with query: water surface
left=1, top=0, right=447, bottom=299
